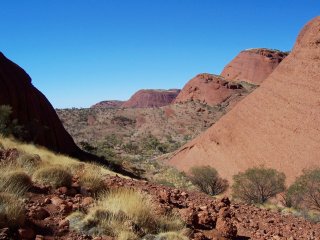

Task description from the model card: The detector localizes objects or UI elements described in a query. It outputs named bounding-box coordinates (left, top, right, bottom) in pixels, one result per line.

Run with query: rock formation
left=174, top=73, right=245, bottom=106
left=168, top=17, right=320, bottom=184
left=221, top=48, right=288, bottom=84
left=91, top=100, right=124, bottom=109
left=0, top=52, right=82, bottom=156
left=0, top=52, right=142, bottom=178
left=122, top=89, right=180, bottom=108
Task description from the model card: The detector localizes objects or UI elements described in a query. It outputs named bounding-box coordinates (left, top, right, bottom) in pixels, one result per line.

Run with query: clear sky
left=0, top=1, right=319, bottom=108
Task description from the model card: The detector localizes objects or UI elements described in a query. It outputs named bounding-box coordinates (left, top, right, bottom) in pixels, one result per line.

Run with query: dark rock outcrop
left=0, top=52, right=81, bottom=156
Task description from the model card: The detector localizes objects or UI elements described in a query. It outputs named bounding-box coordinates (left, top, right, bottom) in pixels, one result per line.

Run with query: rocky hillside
left=173, top=74, right=252, bottom=106
left=57, top=80, right=254, bottom=161
left=221, top=48, right=288, bottom=84
left=1, top=137, right=320, bottom=240
left=168, top=17, right=320, bottom=184
left=0, top=52, right=81, bottom=157
left=121, top=89, right=181, bottom=108
left=91, top=100, right=124, bottom=109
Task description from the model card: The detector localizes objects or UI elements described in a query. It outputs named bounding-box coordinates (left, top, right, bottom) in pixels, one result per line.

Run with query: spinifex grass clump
left=68, top=188, right=185, bottom=239
left=78, top=164, right=106, bottom=195
left=33, top=165, right=73, bottom=188
left=16, top=153, right=42, bottom=172
left=0, top=171, right=32, bottom=196
left=0, top=192, right=25, bottom=228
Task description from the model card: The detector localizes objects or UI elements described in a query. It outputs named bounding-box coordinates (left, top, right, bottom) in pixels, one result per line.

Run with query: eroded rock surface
left=221, top=48, right=288, bottom=84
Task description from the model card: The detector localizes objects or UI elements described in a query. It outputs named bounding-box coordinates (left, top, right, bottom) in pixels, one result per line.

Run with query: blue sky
left=0, top=1, right=319, bottom=108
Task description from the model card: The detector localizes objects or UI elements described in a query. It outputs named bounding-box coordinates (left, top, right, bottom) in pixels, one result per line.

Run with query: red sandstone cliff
left=122, top=89, right=180, bottom=108
left=174, top=73, right=244, bottom=106
left=221, top=48, right=288, bottom=84
left=91, top=100, right=124, bottom=109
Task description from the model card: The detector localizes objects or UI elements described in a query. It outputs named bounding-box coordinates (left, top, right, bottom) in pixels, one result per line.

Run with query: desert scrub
left=189, top=166, right=229, bottom=195
left=232, top=166, right=286, bottom=204
left=33, top=165, right=73, bottom=188
left=0, top=192, right=25, bottom=228
left=153, top=167, right=194, bottom=189
left=78, top=164, right=106, bottom=195
left=68, top=188, right=185, bottom=238
left=286, top=168, right=320, bottom=211
left=0, top=170, right=32, bottom=196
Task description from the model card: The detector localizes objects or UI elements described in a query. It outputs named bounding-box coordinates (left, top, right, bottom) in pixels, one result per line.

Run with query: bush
left=0, top=192, right=25, bottom=228
left=189, top=166, right=228, bottom=195
left=68, top=188, right=185, bottom=238
left=286, top=168, right=320, bottom=211
left=232, top=166, right=286, bottom=204
left=0, top=105, right=25, bottom=139
left=33, top=165, right=73, bottom=188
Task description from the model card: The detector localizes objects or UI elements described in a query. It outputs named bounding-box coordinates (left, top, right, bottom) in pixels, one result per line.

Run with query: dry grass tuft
left=0, top=171, right=32, bottom=196
left=0, top=136, right=121, bottom=177
left=0, top=192, right=25, bottom=228
left=68, top=188, right=185, bottom=238
left=16, top=153, right=42, bottom=172
left=33, top=165, right=73, bottom=188
left=78, top=165, right=106, bottom=195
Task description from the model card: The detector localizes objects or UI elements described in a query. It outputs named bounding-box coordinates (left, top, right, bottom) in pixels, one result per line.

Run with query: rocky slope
left=221, top=48, right=288, bottom=84
left=168, top=17, right=320, bottom=184
left=1, top=144, right=319, bottom=240
left=91, top=100, right=124, bottom=109
left=121, top=89, right=180, bottom=108
left=0, top=52, right=81, bottom=157
left=173, top=74, right=252, bottom=106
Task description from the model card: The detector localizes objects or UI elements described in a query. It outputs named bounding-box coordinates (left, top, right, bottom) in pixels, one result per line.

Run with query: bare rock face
left=122, top=89, right=180, bottom=108
left=0, top=52, right=81, bottom=156
left=174, top=73, right=244, bottom=106
left=221, top=48, right=288, bottom=84
left=168, top=17, right=320, bottom=184
left=91, top=100, right=124, bottom=109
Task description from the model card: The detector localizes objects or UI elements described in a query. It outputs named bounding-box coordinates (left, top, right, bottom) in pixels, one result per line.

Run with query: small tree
left=0, top=105, right=24, bottom=138
left=189, top=166, right=228, bottom=195
left=232, top=166, right=286, bottom=204
left=286, top=168, right=320, bottom=211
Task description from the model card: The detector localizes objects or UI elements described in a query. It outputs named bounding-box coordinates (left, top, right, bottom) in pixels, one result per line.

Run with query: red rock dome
left=168, top=17, right=320, bottom=184
left=122, top=89, right=180, bottom=108
left=221, top=48, right=288, bottom=84
left=174, top=73, right=244, bottom=106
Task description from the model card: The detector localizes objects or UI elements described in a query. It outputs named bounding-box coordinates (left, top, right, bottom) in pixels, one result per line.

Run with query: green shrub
left=33, top=165, right=73, bottom=188
left=286, top=168, right=320, bottom=211
left=232, top=166, right=286, bottom=204
left=0, top=105, right=25, bottom=139
left=189, top=166, right=228, bottom=195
